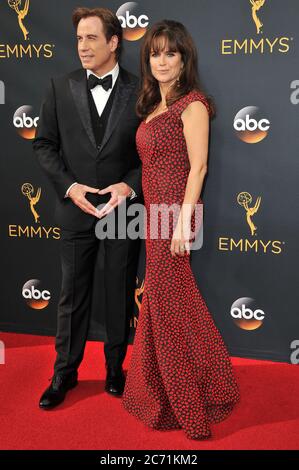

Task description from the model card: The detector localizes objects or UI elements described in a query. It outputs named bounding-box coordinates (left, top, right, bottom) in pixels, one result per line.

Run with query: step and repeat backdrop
left=0, top=0, right=298, bottom=363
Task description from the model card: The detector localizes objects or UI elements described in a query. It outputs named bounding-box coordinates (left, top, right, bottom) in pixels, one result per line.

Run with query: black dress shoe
left=39, top=372, right=78, bottom=410
left=105, top=365, right=125, bottom=397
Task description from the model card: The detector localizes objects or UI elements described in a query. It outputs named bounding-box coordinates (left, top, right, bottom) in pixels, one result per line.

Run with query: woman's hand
left=170, top=220, right=191, bottom=257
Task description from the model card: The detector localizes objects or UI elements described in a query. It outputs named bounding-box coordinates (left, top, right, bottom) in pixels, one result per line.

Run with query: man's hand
left=68, top=184, right=100, bottom=217
left=97, top=182, right=131, bottom=218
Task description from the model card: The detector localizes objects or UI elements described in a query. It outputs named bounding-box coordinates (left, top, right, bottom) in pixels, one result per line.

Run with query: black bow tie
left=88, top=74, right=112, bottom=91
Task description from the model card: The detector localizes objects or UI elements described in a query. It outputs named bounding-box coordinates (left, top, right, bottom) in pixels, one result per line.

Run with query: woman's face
left=149, top=38, right=183, bottom=86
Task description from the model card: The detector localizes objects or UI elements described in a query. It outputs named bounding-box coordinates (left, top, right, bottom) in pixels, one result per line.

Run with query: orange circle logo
left=13, top=105, right=39, bottom=139
left=231, top=297, right=265, bottom=330
left=22, top=279, right=51, bottom=309
left=234, top=106, right=270, bottom=143
left=117, top=2, right=149, bottom=41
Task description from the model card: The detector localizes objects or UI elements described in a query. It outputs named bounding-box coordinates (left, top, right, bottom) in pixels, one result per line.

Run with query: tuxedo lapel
left=69, top=71, right=98, bottom=157
left=98, top=67, right=136, bottom=155
left=69, top=67, right=137, bottom=158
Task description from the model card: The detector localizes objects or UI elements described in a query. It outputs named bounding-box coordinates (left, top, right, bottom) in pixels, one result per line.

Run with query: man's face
left=77, top=16, right=118, bottom=74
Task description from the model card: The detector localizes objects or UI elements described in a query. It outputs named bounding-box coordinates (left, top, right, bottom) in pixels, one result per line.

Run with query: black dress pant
left=53, top=212, right=140, bottom=376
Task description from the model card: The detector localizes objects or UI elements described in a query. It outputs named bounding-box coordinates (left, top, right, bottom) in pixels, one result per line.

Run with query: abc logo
left=22, top=279, right=51, bottom=310
left=116, top=2, right=149, bottom=41
left=231, top=297, right=265, bottom=330
left=13, top=105, right=39, bottom=140
left=234, top=106, right=270, bottom=143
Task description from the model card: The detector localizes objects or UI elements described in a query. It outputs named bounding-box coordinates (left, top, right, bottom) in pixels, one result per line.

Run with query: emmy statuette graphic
left=237, top=192, right=261, bottom=236
left=8, top=0, right=30, bottom=41
left=21, top=183, right=41, bottom=224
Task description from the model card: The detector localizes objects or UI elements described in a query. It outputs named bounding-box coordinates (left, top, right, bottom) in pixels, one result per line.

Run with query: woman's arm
left=170, top=100, right=209, bottom=256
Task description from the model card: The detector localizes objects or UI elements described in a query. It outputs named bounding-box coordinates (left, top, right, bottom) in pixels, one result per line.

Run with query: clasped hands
left=68, top=182, right=130, bottom=219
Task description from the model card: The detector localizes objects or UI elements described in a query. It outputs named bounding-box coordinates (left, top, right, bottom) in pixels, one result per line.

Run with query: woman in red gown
left=122, top=20, right=240, bottom=440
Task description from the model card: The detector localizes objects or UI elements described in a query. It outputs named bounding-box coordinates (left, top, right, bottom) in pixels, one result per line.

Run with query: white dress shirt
left=66, top=62, right=136, bottom=200
left=87, top=62, right=119, bottom=117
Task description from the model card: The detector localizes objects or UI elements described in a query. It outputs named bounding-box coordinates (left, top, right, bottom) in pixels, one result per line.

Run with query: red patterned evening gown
left=122, top=90, right=240, bottom=440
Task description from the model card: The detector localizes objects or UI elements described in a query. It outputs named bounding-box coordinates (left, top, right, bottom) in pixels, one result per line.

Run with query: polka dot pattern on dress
left=122, top=90, right=240, bottom=440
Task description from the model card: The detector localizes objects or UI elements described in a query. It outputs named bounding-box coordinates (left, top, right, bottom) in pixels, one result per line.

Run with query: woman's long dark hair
left=136, top=20, right=215, bottom=119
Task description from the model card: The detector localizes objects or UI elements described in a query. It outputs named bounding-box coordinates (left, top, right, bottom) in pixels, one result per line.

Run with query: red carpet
left=0, top=332, right=298, bottom=450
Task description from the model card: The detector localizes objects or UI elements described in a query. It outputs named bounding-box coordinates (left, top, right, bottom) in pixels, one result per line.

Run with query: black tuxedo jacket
left=33, top=66, right=142, bottom=231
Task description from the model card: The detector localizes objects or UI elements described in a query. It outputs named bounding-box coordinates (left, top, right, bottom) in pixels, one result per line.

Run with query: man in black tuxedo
left=33, top=7, right=142, bottom=409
